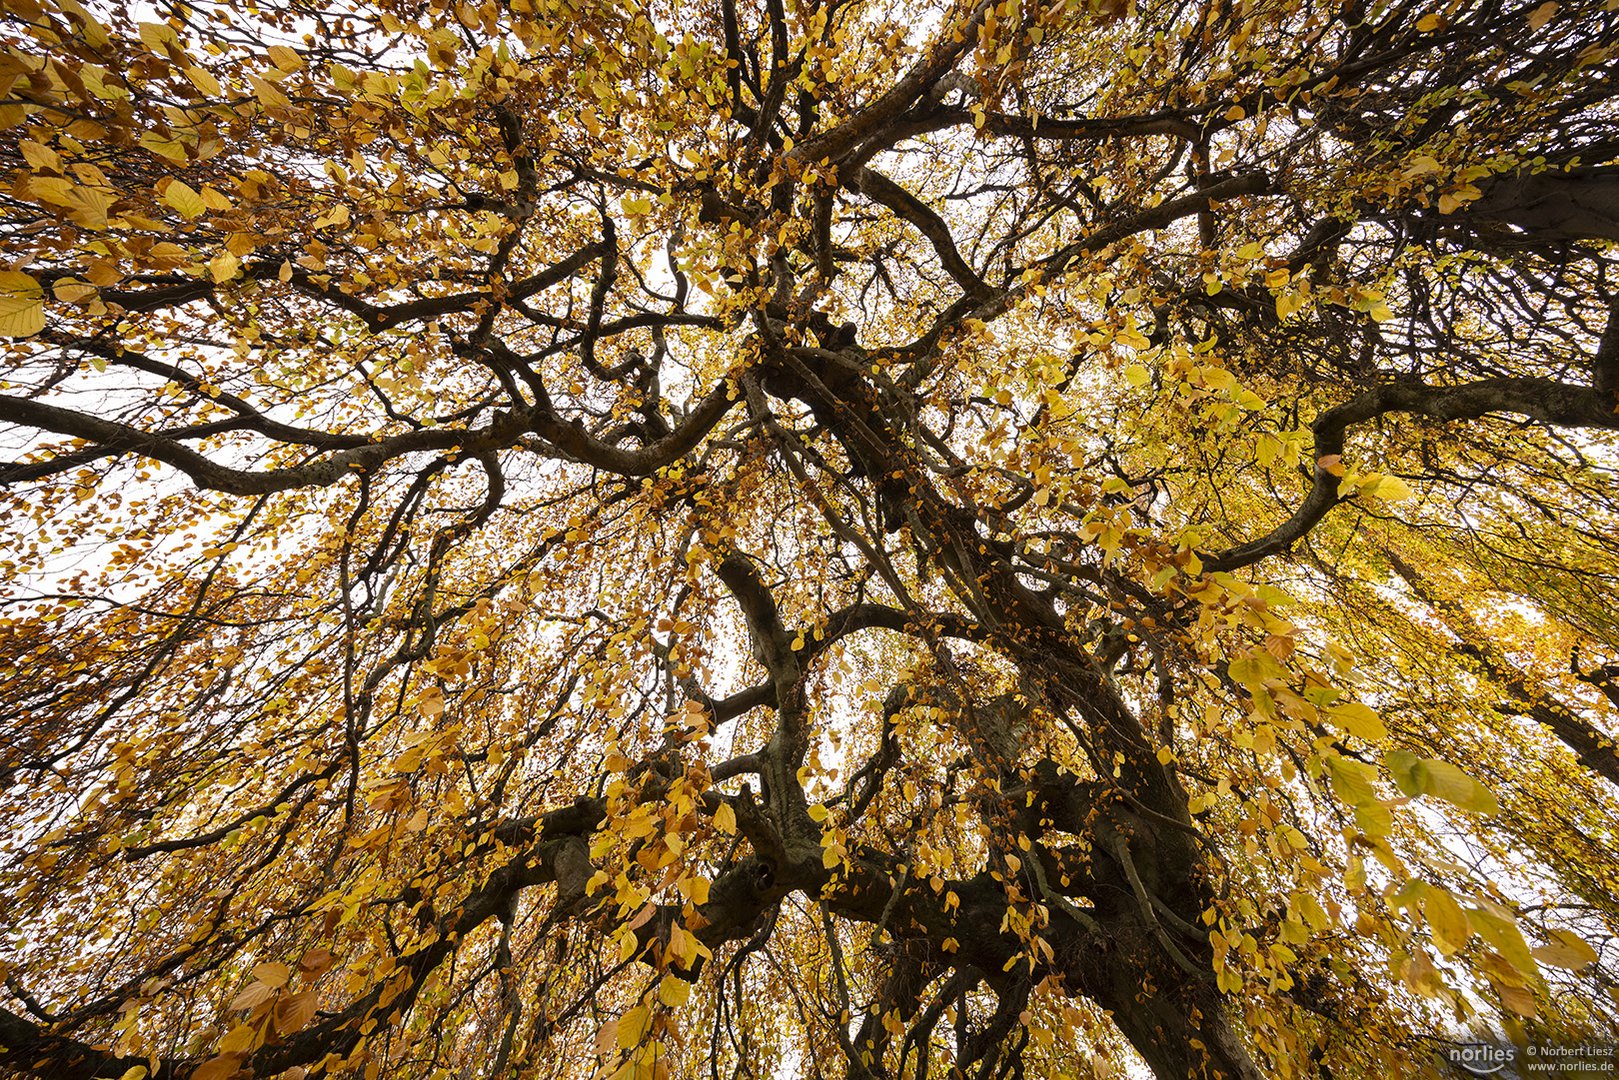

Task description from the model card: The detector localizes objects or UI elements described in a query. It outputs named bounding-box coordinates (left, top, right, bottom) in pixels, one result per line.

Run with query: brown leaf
left=298, top=947, right=335, bottom=977
left=252, top=962, right=292, bottom=989
left=273, top=989, right=318, bottom=1035
left=228, top=981, right=274, bottom=1012
left=192, top=1056, right=244, bottom=1080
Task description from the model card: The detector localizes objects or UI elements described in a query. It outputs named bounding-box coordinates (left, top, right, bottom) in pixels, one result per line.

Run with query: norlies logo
left=1446, top=1043, right=1516, bottom=1076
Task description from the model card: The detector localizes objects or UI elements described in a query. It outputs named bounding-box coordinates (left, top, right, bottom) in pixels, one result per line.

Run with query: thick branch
left=1209, top=376, right=1619, bottom=571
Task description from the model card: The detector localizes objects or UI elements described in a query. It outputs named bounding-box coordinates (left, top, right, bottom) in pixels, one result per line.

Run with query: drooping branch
left=1209, top=375, right=1619, bottom=571
left=1384, top=546, right=1619, bottom=787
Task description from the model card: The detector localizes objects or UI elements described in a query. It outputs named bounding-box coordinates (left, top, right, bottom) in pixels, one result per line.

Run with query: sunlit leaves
left=160, top=179, right=207, bottom=220
left=1325, top=701, right=1389, bottom=742
left=0, top=0, right=1615, bottom=1075
left=1533, top=929, right=1599, bottom=972
left=0, top=272, right=44, bottom=337
left=1385, top=751, right=1501, bottom=816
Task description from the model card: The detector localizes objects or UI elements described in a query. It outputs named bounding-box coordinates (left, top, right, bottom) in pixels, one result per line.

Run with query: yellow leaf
left=185, top=66, right=222, bottom=96
left=137, top=21, right=178, bottom=52
left=0, top=272, right=44, bottom=302
left=1385, top=751, right=1498, bottom=815
left=218, top=1023, right=257, bottom=1055
left=657, top=976, right=691, bottom=1008
left=139, top=133, right=191, bottom=164
left=1292, top=890, right=1329, bottom=931
left=617, top=1003, right=650, bottom=1048
left=267, top=45, right=304, bottom=72
left=1422, top=759, right=1499, bottom=815
left=1402, top=154, right=1443, bottom=178
left=713, top=801, right=737, bottom=834
left=1424, top=887, right=1470, bottom=957
left=1322, top=753, right=1379, bottom=807
left=1527, top=1, right=1558, bottom=29
left=1415, top=12, right=1442, bottom=31
left=210, top=251, right=242, bottom=282
left=249, top=74, right=290, bottom=109
left=1326, top=701, right=1388, bottom=742
left=229, top=981, right=274, bottom=1011
left=1532, top=929, right=1598, bottom=971
left=0, top=272, right=44, bottom=338
left=391, top=744, right=426, bottom=773
left=1354, top=802, right=1392, bottom=835
left=20, top=140, right=61, bottom=172
left=23, top=176, right=75, bottom=206
left=1361, top=474, right=1413, bottom=502
left=807, top=804, right=829, bottom=823
left=1467, top=905, right=1539, bottom=982
left=252, top=962, right=292, bottom=988
left=163, top=180, right=206, bottom=220
left=1497, top=980, right=1538, bottom=1017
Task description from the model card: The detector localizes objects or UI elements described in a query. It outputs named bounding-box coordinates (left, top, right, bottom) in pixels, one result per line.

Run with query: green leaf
left=1383, top=752, right=1497, bottom=815
left=1385, top=750, right=1423, bottom=797
left=1417, top=759, right=1499, bottom=815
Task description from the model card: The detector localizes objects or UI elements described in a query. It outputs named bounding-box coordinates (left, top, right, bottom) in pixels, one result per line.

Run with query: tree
left=2, top=0, right=1618, bottom=1075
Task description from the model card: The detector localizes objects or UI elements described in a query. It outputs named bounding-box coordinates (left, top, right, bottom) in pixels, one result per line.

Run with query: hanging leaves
left=0, top=272, right=44, bottom=337
left=1386, top=751, right=1501, bottom=815
left=1, top=0, right=1617, bottom=1077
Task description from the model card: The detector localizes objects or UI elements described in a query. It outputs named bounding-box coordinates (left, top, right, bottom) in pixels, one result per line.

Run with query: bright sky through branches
left=2, top=0, right=1618, bottom=1077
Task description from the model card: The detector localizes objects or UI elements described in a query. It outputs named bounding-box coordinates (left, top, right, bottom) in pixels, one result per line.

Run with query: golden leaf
left=162, top=180, right=206, bottom=220
left=1531, top=928, right=1598, bottom=971
left=252, top=961, right=292, bottom=988
left=0, top=272, right=44, bottom=338
left=1423, top=887, right=1470, bottom=957
left=273, top=989, right=318, bottom=1035
left=228, top=981, right=274, bottom=1012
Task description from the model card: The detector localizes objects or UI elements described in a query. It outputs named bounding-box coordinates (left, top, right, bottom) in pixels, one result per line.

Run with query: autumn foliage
left=2, top=0, right=1619, bottom=1077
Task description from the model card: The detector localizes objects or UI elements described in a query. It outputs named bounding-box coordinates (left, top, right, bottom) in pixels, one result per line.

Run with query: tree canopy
left=3, top=0, right=1619, bottom=1076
